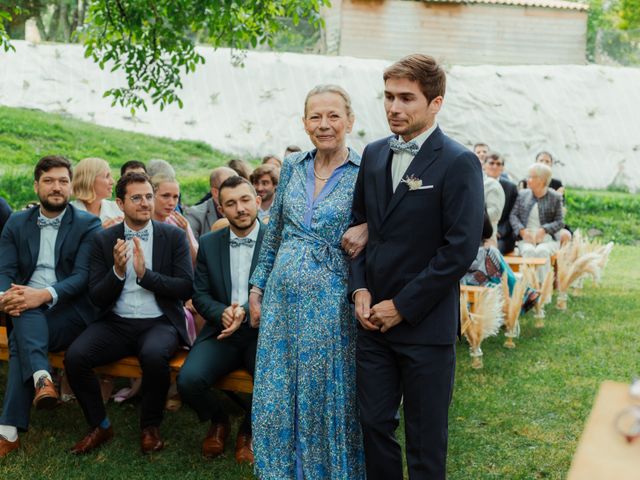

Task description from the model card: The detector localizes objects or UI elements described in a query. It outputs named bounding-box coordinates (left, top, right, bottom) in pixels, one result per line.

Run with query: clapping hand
left=218, top=303, right=245, bottom=340
left=113, top=239, right=129, bottom=278
left=132, top=237, right=146, bottom=280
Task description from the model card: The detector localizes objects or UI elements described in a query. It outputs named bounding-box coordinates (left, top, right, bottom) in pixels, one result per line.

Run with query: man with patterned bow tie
left=348, top=54, right=484, bottom=479
left=178, top=176, right=264, bottom=463
left=64, top=172, right=193, bottom=455
left=0, top=156, right=101, bottom=457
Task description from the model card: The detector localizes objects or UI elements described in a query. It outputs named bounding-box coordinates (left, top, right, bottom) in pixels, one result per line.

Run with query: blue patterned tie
left=389, top=138, right=419, bottom=156
left=230, top=237, right=255, bottom=248
left=37, top=216, right=61, bottom=229
left=125, top=229, right=150, bottom=242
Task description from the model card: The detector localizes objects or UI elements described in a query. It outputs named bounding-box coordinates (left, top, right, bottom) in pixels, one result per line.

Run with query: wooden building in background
left=322, top=0, right=588, bottom=64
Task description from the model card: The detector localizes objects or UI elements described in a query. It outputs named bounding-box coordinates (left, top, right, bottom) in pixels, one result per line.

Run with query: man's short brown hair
left=383, top=54, right=446, bottom=103
left=250, top=164, right=280, bottom=186
left=34, top=155, right=72, bottom=181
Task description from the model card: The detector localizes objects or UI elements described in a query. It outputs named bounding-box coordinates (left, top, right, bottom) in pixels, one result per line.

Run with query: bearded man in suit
left=348, top=54, right=484, bottom=480
left=0, top=156, right=101, bottom=457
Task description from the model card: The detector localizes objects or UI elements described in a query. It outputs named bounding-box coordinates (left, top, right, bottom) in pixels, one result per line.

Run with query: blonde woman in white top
left=71, top=157, right=123, bottom=228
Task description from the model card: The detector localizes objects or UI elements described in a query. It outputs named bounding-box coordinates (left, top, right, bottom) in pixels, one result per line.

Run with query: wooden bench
left=503, top=255, right=548, bottom=272
left=460, top=284, right=486, bottom=313
left=0, top=326, right=253, bottom=394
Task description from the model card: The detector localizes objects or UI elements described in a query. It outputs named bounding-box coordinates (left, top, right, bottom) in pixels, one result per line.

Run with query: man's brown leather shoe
left=235, top=432, right=254, bottom=464
left=202, top=422, right=230, bottom=458
left=70, top=426, right=114, bottom=455
left=141, top=426, right=165, bottom=454
left=0, top=436, right=20, bottom=458
left=33, top=376, right=58, bottom=410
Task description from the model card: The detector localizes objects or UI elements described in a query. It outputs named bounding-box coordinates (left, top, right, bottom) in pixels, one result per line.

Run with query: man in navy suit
left=348, top=54, right=484, bottom=479
left=0, top=156, right=101, bottom=457
left=64, top=172, right=193, bottom=455
left=178, top=176, right=264, bottom=463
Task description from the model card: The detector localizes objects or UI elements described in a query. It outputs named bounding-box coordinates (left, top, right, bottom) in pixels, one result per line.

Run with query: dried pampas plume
left=461, top=287, right=503, bottom=369
left=504, top=274, right=526, bottom=348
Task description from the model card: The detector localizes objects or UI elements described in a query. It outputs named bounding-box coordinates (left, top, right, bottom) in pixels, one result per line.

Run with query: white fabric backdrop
left=1, top=41, right=638, bottom=190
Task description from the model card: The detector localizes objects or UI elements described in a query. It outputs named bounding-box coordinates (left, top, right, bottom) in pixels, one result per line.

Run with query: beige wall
left=328, top=0, right=587, bottom=64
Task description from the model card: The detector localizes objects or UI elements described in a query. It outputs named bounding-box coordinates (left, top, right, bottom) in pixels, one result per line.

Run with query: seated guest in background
left=151, top=173, right=201, bottom=345
left=0, top=156, right=101, bottom=457
left=249, top=164, right=279, bottom=222
left=475, top=149, right=504, bottom=245
left=186, top=167, right=236, bottom=238
left=64, top=173, right=193, bottom=455
left=226, top=159, right=253, bottom=180
left=474, top=142, right=489, bottom=164
left=0, top=196, right=11, bottom=235
left=283, top=145, right=301, bottom=158
left=462, top=211, right=538, bottom=310
left=178, top=176, right=264, bottom=463
left=145, top=159, right=185, bottom=213
left=261, top=154, right=282, bottom=169
left=484, top=152, right=518, bottom=254
left=510, top=163, right=563, bottom=283
left=71, top=157, right=123, bottom=228
left=120, top=160, right=147, bottom=177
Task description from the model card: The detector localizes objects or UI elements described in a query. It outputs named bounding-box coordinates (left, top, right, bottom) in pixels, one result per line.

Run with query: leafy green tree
left=617, top=0, right=640, bottom=29
left=2, top=1, right=329, bottom=112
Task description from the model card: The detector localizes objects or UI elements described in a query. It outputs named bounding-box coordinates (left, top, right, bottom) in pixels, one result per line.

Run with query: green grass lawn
left=0, top=246, right=637, bottom=479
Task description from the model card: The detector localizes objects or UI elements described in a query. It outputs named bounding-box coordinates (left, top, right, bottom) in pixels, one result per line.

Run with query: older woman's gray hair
left=147, top=159, right=176, bottom=179
left=528, top=163, right=552, bottom=187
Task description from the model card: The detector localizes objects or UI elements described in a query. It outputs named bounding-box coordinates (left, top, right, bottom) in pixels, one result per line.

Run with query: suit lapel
left=373, top=140, right=394, bottom=223
left=220, top=228, right=232, bottom=302
left=54, top=206, right=73, bottom=267
left=381, top=127, right=444, bottom=226
left=151, top=221, right=164, bottom=271
left=26, top=207, right=40, bottom=270
left=250, top=224, right=266, bottom=274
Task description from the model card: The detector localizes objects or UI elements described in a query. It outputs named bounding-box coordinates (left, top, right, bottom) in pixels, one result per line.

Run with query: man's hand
left=535, top=228, right=547, bottom=244
left=520, top=229, right=533, bottom=244
left=218, top=304, right=244, bottom=340
left=113, top=239, right=129, bottom=278
left=0, top=285, right=52, bottom=316
left=132, top=237, right=146, bottom=279
left=354, top=290, right=378, bottom=331
left=370, top=299, right=403, bottom=333
left=249, top=291, right=262, bottom=328
left=341, top=223, right=368, bottom=259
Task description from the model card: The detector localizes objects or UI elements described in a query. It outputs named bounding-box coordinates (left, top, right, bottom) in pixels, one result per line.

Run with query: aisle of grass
left=0, top=247, right=637, bottom=479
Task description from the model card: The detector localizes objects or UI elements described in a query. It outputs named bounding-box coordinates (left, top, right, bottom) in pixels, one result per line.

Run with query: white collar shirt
left=391, top=123, right=438, bottom=192
left=229, top=222, right=259, bottom=306
left=28, top=208, right=67, bottom=306
left=113, top=221, right=163, bottom=319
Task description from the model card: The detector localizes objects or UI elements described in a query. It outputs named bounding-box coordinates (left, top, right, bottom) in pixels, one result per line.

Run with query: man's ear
left=116, top=197, right=124, bottom=212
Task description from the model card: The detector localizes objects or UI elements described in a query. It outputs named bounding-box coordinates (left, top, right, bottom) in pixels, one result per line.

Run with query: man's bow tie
left=125, top=229, right=150, bottom=242
left=37, top=216, right=61, bottom=230
left=230, top=237, right=255, bottom=248
left=389, top=138, right=419, bottom=156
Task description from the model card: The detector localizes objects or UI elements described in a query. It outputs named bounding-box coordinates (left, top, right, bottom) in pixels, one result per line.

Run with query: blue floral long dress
left=250, top=149, right=365, bottom=480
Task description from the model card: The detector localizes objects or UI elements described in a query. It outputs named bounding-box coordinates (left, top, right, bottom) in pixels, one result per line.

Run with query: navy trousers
left=0, top=305, right=85, bottom=430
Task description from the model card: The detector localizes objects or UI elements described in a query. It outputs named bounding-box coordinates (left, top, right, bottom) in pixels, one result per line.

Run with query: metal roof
left=424, top=0, right=588, bottom=11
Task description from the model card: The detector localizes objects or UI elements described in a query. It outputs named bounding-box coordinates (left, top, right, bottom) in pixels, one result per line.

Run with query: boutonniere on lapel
left=401, top=174, right=423, bottom=191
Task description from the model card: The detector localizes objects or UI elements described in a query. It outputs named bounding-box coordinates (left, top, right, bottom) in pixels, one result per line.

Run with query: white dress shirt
left=229, top=221, right=259, bottom=306
left=113, top=222, right=164, bottom=319
left=391, top=123, right=438, bottom=192
left=29, top=209, right=67, bottom=306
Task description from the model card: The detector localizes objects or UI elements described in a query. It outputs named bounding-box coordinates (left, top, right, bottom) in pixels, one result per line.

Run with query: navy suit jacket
left=88, top=221, right=194, bottom=345
left=348, top=127, right=484, bottom=345
left=192, top=224, right=265, bottom=343
left=498, top=178, right=518, bottom=240
left=0, top=204, right=102, bottom=324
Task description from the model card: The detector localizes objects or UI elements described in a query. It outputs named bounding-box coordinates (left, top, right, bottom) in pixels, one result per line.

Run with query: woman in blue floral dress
left=249, top=85, right=366, bottom=479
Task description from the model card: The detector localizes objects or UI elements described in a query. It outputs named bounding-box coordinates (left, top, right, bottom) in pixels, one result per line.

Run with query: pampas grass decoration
left=462, top=287, right=503, bottom=369
left=556, top=250, right=601, bottom=310
left=501, top=271, right=510, bottom=317
left=533, top=269, right=554, bottom=327
left=504, top=275, right=525, bottom=348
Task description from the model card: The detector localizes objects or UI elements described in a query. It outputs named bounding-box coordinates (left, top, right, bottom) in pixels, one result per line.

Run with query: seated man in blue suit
left=65, top=172, right=193, bottom=455
left=178, top=176, right=264, bottom=463
left=0, top=156, right=101, bottom=457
